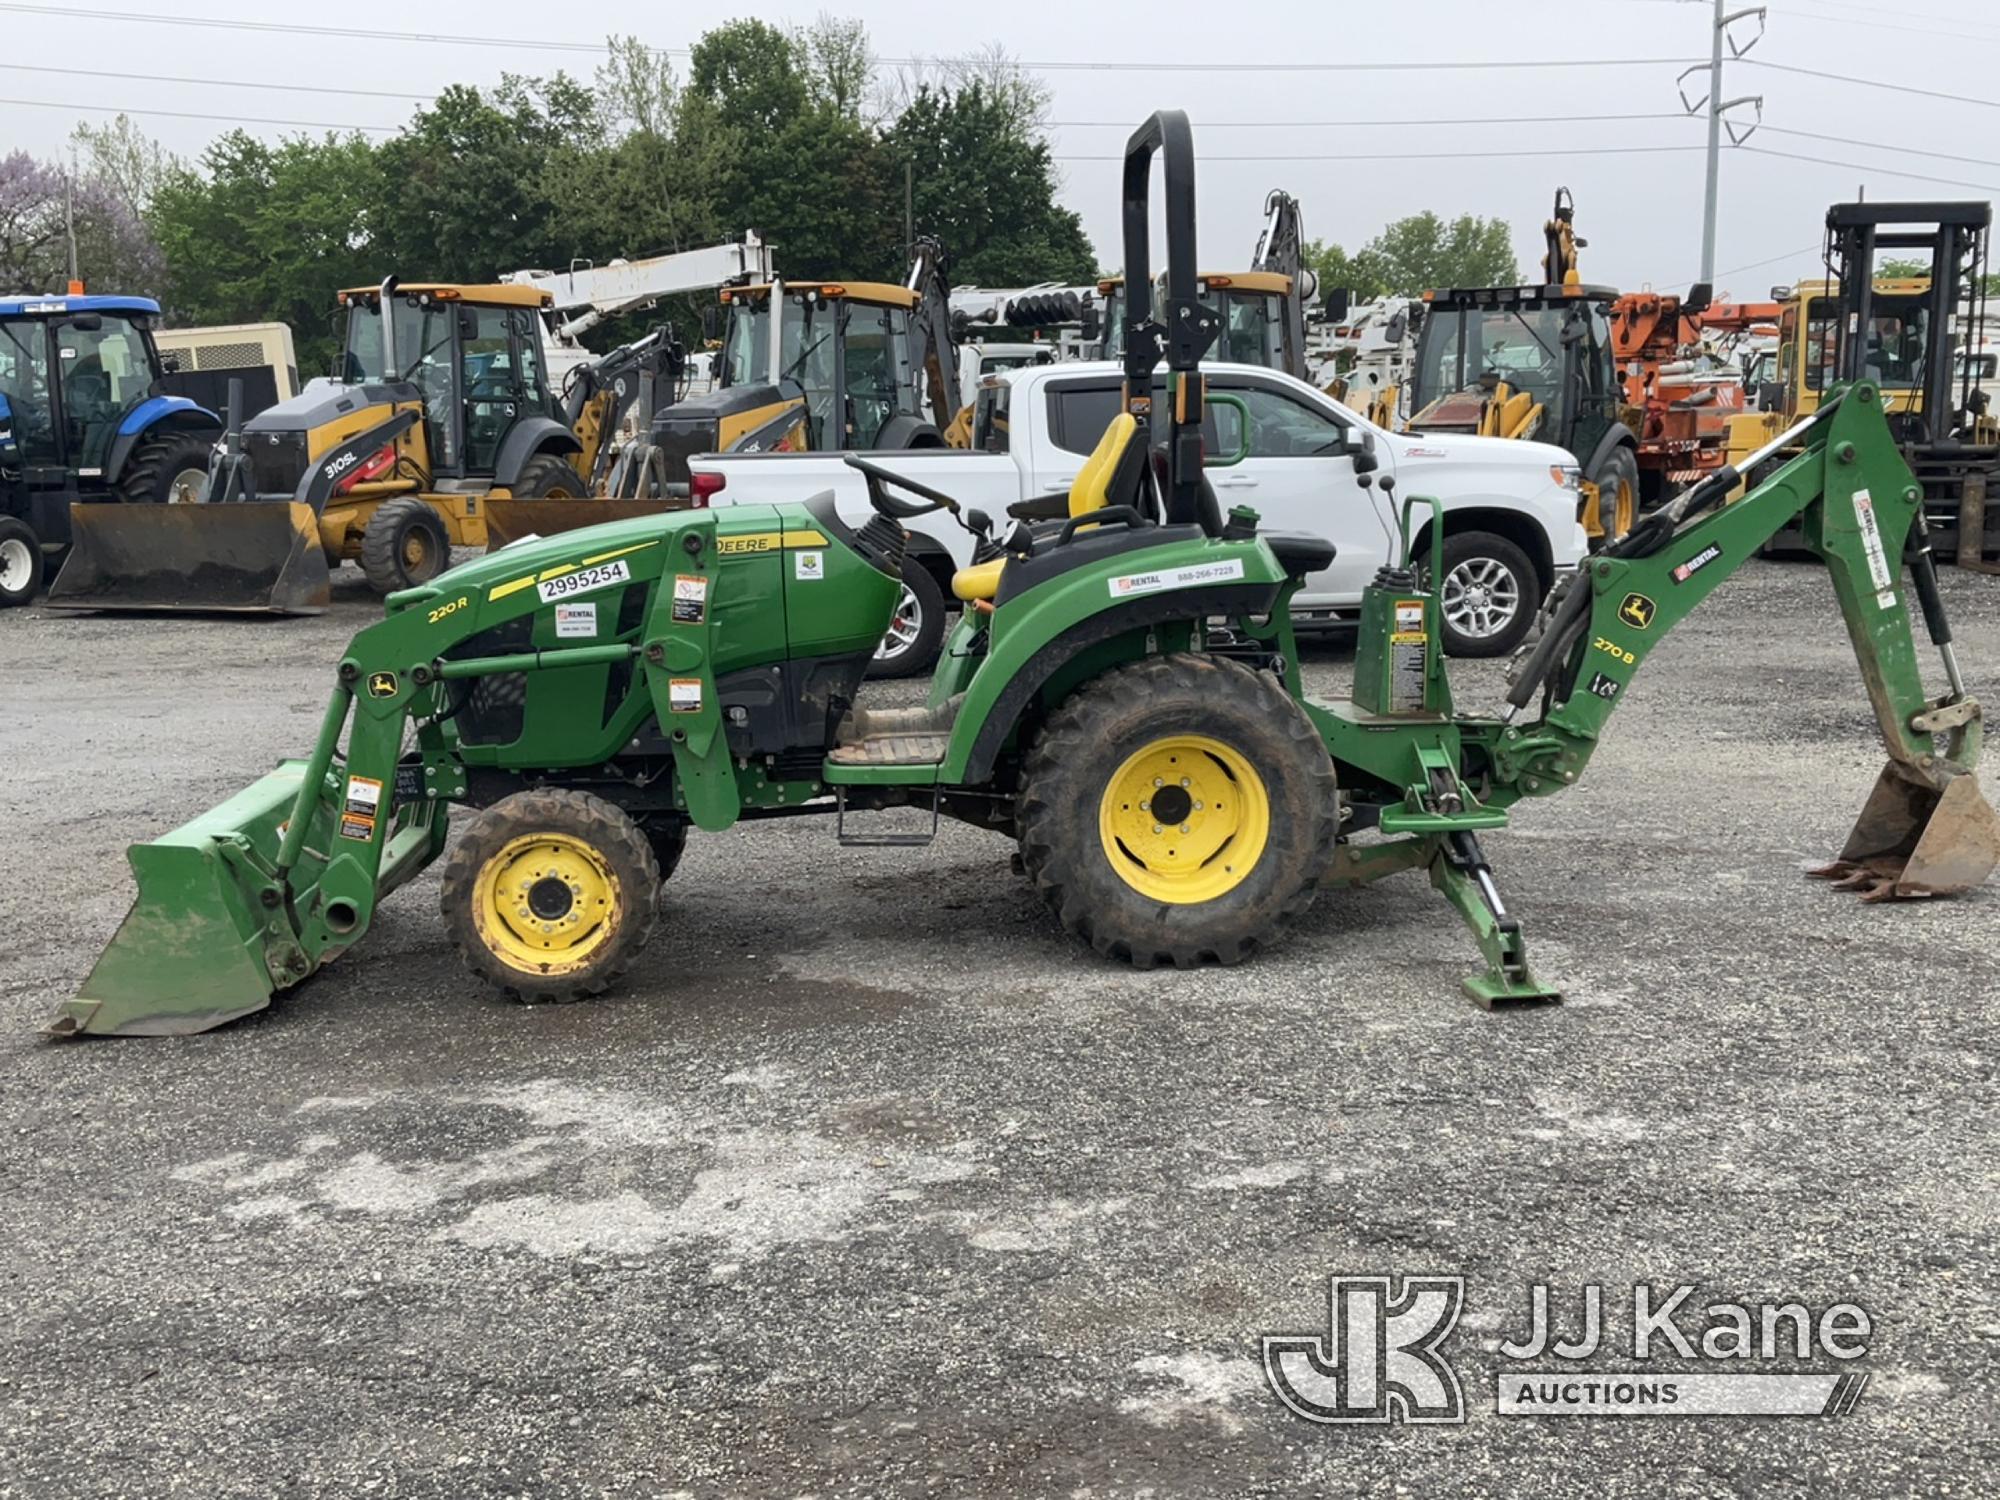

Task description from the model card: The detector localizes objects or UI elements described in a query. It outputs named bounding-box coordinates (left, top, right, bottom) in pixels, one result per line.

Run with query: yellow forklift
left=49, top=279, right=592, bottom=612
left=1724, top=201, right=2000, bottom=569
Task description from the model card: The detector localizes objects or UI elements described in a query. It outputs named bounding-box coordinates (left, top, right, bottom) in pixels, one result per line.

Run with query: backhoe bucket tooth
left=1809, top=764, right=2000, bottom=899
left=44, top=502, right=331, bottom=614
left=481, top=499, right=671, bottom=551
left=49, top=762, right=323, bottom=1038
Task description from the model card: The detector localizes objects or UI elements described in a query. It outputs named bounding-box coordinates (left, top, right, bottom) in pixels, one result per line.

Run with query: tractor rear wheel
left=360, top=496, right=452, bottom=593
left=513, top=453, right=589, bottom=498
left=118, top=431, right=213, bottom=505
left=0, top=517, right=43, bottom=606
left=1017, top=653, right=1336, bottom=967
left=440, top=789, right=661, bottom=1002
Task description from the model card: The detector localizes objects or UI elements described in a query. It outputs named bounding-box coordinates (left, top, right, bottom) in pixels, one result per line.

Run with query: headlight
left=1550, top=464, right=1581, bottom=491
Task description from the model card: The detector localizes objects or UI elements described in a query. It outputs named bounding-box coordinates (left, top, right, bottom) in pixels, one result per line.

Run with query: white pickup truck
left=689, top=360, right=1589, bottom=674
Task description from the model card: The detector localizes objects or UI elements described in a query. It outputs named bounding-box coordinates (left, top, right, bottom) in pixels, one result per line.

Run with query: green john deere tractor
left=53, top=112, right=2000, bottom=1037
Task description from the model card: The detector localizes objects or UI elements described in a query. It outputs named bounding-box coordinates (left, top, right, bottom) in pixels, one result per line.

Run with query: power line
left=1764, top=5, right=2000, bottom=43
left=1760, top=124, right=2000, bottom=170
left=0, top=94, right=398, bottom=133
left=1048, top=113, right=1690, bottom=128
left=0, top=61, right=432, bottom=102
left=1054, top=146, right=1710, bottom=163
left=1744, top=58, right=2000, bottom=110
left=1740, top=144, right=2000, bottom=194
left=1786, top=0, right=2000, bottom=27
left=0, top=4, right=1706, bottom=71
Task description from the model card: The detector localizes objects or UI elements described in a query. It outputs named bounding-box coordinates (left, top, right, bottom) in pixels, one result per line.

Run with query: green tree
left=1358, top=212, right=1520, bottom=296
left=150, top=130, right=382, bottom=369
left=684, top=19, right=891, bottom=278
left=1307, top=238, right=1389, bottom=304
left=372, top=74, right=599, bottom=283
left=881, top=81, right=1094, bottom=285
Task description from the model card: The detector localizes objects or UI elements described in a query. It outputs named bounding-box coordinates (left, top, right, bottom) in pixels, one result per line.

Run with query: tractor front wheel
left=360, top=496, right=452, bottom=593
left=118, top=431, right=213, bottom=505
left=440, top=789, right=661, bottom=1002
left=1017, top=654, right=1337, bottom=967
left=0, top=517, right=43, bottom=606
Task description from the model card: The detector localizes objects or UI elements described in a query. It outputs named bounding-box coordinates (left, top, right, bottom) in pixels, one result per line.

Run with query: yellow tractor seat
left=951, top=415, right=1147, bottom=602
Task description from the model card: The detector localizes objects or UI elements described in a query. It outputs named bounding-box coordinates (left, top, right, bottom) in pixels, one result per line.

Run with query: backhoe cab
left=1406, top=191, right=1637, bottom=541
left=650, top=240, right=959, bottom=486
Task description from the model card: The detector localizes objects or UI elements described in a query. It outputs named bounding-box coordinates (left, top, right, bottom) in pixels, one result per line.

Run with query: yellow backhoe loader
left=48, top=279, right=593, bottom=613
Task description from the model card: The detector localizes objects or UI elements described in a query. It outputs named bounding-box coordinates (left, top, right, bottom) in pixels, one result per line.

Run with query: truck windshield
left=1415, top=304, right=1566, bottom=409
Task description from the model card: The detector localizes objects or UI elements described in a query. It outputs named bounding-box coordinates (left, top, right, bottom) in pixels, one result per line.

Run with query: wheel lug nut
left=1180, top=778, right=1189, bottom=787
left=1152, top=825, right=1163, bottom=835
left=1193, top=801, right=1203, bottom=810
left=1153, top=777, right=1163, bottom=787
left=1180, top=824, right=1190, bottom=833
left=1139, top=800, right=1150, bottom=811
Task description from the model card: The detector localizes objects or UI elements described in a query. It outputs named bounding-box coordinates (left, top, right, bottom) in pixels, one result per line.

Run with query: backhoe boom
left=1493, top=381, right=1999, bottom=898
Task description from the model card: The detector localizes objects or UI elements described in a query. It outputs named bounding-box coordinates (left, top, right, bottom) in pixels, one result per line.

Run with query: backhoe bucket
left=49, top=761, right=324, bottom=1037
left=482, top=498, right=673, bottom=551
left=1810, top=763, right=2000, bottom=901
left=45, top=502, right=331, bottom=614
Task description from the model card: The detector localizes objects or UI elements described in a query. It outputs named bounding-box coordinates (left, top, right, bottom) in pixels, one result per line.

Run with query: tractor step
left=828, top=696, right=963, bottom=768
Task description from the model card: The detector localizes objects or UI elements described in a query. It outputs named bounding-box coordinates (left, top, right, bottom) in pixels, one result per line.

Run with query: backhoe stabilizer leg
left=1428, top=831, right=1563, bottom=1010
left=1809, top=761, right=2000, bottom=901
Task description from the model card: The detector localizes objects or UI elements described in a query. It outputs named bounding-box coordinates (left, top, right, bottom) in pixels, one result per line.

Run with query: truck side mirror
left=1080, top=297, right=1102, bottom=341
left=1323, top=286, right=1352, bottom=323
left=1758, top=381, right=1785, bottom=410
left=701, top=304, right=721, bottom=342
left=158, top=351, right=182, bottom=374
left=456, top=307, right=479, bottom=341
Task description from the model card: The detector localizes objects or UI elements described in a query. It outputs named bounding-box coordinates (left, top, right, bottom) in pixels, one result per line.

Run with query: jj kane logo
left=1261, top=1278, right=1873, bottom=1424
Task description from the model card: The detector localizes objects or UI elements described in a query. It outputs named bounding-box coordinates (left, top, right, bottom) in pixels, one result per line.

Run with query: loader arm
left=1488, top=380, right=1998, bottom=896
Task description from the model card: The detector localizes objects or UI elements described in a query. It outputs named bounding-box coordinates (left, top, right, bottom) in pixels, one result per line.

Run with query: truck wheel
left=0, top=517, right=43, bottom=606
left=118, top=431, right=213, bottom=504
left=360, top=497, right=452, bottom=593
left=868, top=557, right=946, bottom=679
left=1429, top=531, right=1538, bottom=659
left=440, top=789, right=661, bottom=1003
left=513, top=453, right=590, bottom=498
left=1590, top=446, right=1639, bottom=544
left=1017, top=653, right=1336, bottom=967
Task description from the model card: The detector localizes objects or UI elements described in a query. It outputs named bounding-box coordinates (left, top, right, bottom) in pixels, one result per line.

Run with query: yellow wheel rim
left=471, top=832, right=622, bottom=975
left=1097, top=734, right=1270, bottom=905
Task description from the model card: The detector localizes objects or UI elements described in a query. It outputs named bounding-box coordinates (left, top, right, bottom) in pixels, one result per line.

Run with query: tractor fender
left=1578, top=421, right=1636, bottom=483
left=874, top=414, right=946, bottom=450
left=940, top=576, right=1284, bottom=787
left=492, top=417, right=583, bottom=489
left=104, top=396, right=221, bottom=484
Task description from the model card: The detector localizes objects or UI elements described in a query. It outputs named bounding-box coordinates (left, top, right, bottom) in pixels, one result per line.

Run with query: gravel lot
left=2, top=558, right=1996, bottom=1497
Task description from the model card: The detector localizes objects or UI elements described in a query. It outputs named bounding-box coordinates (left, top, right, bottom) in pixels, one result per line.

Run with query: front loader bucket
left=49, top=762, right=324, bottom=1038
left=481, top=498, right=674, bottom=551
left=45, top=502, right=330, bottom=614
left=1809, top=763, right=2000, bottom=901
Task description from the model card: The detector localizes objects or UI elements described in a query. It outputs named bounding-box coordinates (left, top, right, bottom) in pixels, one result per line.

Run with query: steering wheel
left=844, top=453, right=962, bottom=521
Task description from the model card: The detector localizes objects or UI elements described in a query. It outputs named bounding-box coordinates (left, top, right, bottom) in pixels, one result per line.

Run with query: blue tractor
left=0, top=292, right=221, bottom=605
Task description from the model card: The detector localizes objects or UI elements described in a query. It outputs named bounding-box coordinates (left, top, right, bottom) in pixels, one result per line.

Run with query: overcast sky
left=5, top=0, right=1996, bottom=300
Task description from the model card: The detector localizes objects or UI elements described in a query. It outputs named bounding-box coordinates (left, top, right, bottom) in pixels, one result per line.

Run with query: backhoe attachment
left=1497, top=381, right=1999, bottom=907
